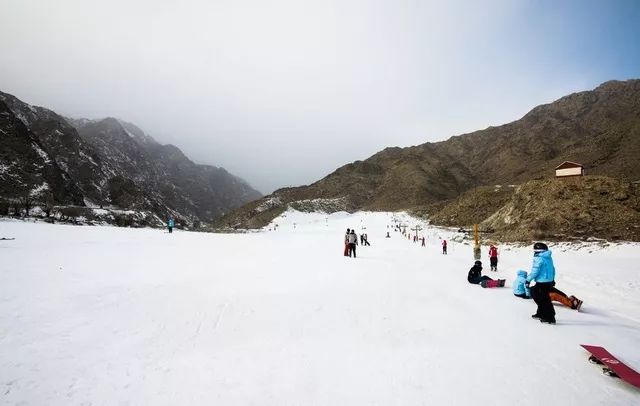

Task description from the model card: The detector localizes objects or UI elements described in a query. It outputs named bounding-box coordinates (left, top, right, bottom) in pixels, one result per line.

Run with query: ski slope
left=1, top=211, right=639, bottom=405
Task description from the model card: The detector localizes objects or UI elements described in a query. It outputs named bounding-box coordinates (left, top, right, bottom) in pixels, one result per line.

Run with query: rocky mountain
left=428, top=176, right=640, bottom=241
left=218, top=79, right=640, bottom=240
left=0, top=91, right=261, bottom=225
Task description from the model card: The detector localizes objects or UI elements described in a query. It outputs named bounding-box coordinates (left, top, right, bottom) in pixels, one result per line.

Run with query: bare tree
left=20, top=193, right=32, bottom=217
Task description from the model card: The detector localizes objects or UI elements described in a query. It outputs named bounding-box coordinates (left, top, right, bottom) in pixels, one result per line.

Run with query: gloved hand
left=525, top=281, right=530, bottom=288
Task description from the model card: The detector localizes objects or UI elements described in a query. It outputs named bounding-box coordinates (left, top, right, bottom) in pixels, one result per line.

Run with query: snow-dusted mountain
left=0, top=91, right=261, bottom=225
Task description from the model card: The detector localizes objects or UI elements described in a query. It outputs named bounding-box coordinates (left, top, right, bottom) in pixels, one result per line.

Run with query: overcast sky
left=2, top=0, right=639, bottom=193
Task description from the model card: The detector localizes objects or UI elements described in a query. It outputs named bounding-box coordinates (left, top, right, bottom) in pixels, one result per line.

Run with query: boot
left=570, top=296, right=583, bottom=311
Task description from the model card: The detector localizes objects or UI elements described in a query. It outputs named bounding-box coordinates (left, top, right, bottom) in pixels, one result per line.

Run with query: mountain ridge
left=216, top=79, right=640, bottom=240
left=0, top=90, right=261, bottom=225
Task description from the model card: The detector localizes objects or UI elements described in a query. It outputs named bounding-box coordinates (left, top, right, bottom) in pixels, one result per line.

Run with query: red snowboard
left=343, top=243, right=349, bottom=256
left=581, top=344, right=640, bottom=389
left=480, top=279, right=505, bottom=288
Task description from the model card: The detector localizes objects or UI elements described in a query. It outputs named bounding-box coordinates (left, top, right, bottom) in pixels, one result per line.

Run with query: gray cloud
left=1, top=0, right=634, bottom=193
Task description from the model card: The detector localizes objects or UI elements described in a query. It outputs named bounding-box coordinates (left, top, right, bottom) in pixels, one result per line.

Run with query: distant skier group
left=467, top=241, right=583, bottom=324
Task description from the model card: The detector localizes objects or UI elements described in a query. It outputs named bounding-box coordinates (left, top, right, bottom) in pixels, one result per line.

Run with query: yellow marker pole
left=474, top=224, right=479, bottom=246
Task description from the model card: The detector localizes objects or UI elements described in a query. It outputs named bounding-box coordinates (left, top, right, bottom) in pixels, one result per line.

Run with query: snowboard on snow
left=581, top=344, right=640, bottom=389
left=480, top=279, right=505, bottom=288
left=0, top=238, right=15, bottom=240
left=343, top=243, right=349, bottom=256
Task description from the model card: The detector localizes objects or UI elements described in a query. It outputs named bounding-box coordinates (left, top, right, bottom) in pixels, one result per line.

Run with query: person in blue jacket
left=513, top=270, right=531, bottom=299
left=167, top=217, right=175, bottom=233
left=527, top=242, right=556, bottom=324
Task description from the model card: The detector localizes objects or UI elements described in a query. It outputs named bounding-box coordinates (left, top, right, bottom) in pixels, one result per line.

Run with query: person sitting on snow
left=513, top=269, right=583, bottom=310
left=513, top=270, right=532, bottom=298
left=467, top=261, right=496, bottom=285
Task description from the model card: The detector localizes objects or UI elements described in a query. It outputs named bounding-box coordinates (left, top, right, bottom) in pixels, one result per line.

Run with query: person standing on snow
left=488, top=244, right=499, bottom=272
left=527, top=242, right=557, bottom=324
left=344, top=228, right=351, bottom=256
left=167, top=217, right=175, bottom=233
left=347, top=229, right=358, bottom=258
left=442, top=239, right=447, bottom=254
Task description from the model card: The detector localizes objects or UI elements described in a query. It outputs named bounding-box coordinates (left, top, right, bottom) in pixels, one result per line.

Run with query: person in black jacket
left=467, top=261, right=496, bottom=284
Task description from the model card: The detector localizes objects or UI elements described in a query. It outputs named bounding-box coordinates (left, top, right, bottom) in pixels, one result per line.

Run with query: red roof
left=555, top=161, right=583, bottom=170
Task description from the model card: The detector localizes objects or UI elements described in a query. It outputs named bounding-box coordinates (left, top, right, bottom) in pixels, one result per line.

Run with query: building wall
left=556, top=167, right=583, bottom=177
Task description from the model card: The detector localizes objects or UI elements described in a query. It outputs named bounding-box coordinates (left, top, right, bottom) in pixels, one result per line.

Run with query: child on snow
left=513, top=270, right=531, bottom=298
left=488, top=244, right=499, bottom=272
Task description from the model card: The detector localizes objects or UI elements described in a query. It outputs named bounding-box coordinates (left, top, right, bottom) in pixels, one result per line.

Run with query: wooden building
left=555, top=161, right=584, bottom=177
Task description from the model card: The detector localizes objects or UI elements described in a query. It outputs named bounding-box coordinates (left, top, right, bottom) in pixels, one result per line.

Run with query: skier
left=363, top=233, right=371, bottom=246
left=442, top=239, right=447, bottom=254
left=527, top=242, right=557, bottom=324
left=167, top=217, right=175, bottom=233
left=488, top=244, right=498, bottom=272
left=347, top=229, right=358, bottom=258
left=467, top=260, right=504, bottom=285
left=421, top=236, right=426, bottom=247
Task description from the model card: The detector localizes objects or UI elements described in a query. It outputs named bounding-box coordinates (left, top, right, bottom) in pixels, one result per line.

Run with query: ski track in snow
left=0, top=212, right=639, bottom=405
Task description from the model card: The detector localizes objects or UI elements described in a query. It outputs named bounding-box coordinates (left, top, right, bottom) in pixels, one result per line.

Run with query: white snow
left=1, top=211, right=639, bottom=405
left=255, top=196, right=282, bottom=213
left=79, top=150, right=98, bottom=167
left=31, top=142, right=51, bottom=164
left=29, top=182, right=49, bottom=197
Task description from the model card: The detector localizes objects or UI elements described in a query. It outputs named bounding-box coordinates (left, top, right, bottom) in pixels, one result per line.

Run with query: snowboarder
left=467, top=261, right=503, bottom=285
left=421, top=236, right=425, bottom=247
left=386, top=231, right=390, bottom=238
left=513, top=270, right=583, bottom=310
left=363, top=233, right=371, bottom=246
left=347, top=229, right=358, bottom=258
left=549, top=287, right=583, bottom=310
left=442, top=239, right=447, bottom=254
left=527, top=242, right=557, bottom=324
left=488, top=244, right=498, bottom=272
left=167, top=217, right=175, bottom=233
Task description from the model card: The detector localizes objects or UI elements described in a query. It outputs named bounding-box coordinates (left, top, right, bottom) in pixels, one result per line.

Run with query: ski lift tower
left=411, top=225, right=423, bottom=239
left=399, top=223, right=408, bottom=235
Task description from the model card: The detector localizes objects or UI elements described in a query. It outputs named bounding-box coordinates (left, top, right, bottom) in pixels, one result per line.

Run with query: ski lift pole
left=473, top=223, right=481, bottom=260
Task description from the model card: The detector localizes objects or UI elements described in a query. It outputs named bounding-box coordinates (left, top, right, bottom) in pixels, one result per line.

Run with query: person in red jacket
left=488, top=244, right=498, bottom=272
left=442, top=239, right=447, bottom=254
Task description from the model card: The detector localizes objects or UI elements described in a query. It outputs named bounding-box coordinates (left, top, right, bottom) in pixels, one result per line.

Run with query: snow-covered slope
left=1, top=213, right=638, bottom=404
